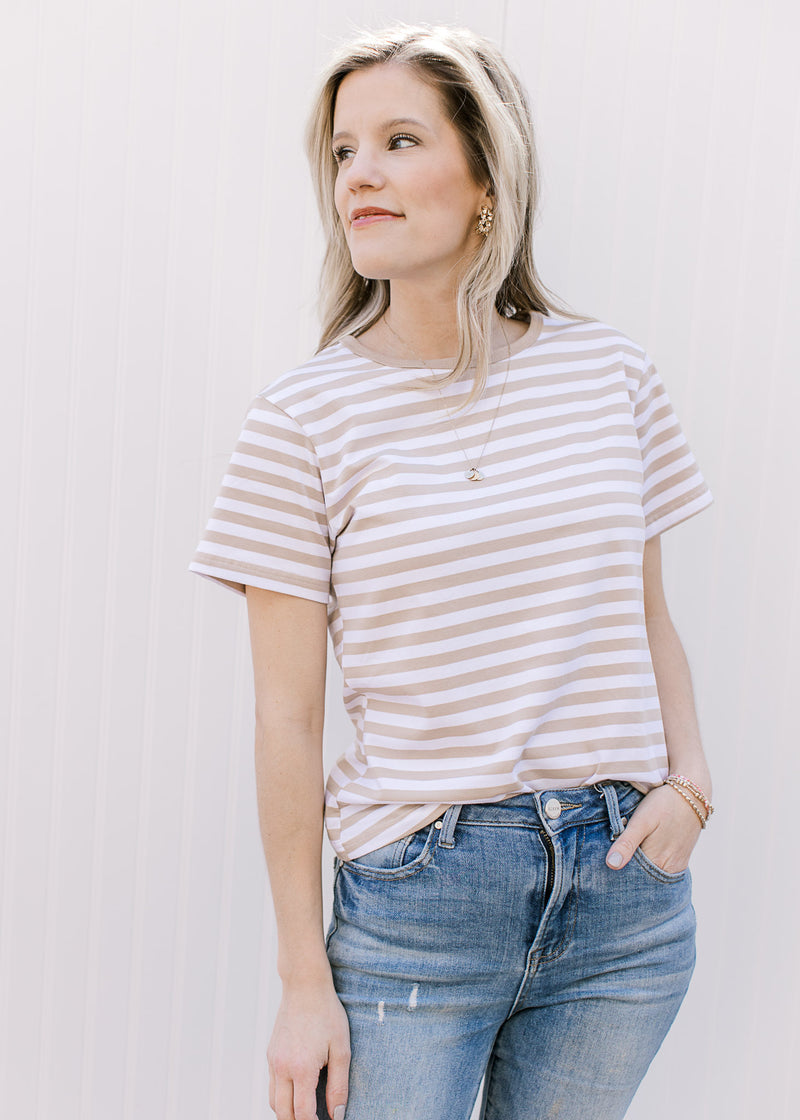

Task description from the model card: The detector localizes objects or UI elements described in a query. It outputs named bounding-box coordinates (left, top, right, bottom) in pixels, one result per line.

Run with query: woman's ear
left=477, top=185, right=494, bottom=214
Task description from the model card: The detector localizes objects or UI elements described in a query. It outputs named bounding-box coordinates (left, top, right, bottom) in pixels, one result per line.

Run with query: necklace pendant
left=466, top=467, right=484, bottom=482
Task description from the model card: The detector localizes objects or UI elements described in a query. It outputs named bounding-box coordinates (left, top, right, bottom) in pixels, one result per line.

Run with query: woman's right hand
left=267, top=981, right=351, bottom=1120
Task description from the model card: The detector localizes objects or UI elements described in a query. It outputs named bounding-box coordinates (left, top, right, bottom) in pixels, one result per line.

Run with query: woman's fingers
left=267, top=986, right=350, bottom=1119
left=325, top=1033, right=351, bottom=1120
left=273, top=1071, right=296, bottom=1120
left=606, top=785, right=701, bottom=872
left=605, top=803, right=651, bottom=869
left=272, top=1066, right=323, bottom=1120
left=292, top=1072, right=322, bottom=1120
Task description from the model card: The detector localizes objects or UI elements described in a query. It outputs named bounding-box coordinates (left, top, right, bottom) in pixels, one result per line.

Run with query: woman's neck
left=360, top=281, right=526, bottom=364
left=376, top=282, right=460, bottom=361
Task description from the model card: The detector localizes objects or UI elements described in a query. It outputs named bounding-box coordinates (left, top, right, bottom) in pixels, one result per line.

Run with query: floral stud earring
left=476, top=204, right=494, bottom=236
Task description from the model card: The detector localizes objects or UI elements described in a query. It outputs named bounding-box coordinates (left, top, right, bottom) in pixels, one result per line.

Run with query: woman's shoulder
left=537, top=312, right=648, bottom=361
left=251, top=337, right=386, bottom=418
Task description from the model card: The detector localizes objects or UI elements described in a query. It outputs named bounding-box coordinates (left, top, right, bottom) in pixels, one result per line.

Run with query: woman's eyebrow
left=331, top=117, right=431, bottom=143
left=382, top=117, right=430, bottom=131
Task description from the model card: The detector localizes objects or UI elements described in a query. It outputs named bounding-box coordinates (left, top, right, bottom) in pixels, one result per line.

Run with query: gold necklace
left=381, top=314, right=513, bottom=482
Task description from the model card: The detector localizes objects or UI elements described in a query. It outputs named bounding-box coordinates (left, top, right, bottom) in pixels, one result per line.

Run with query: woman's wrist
left=663, top=772, right=715, bottom=828
left=278, top=946, right=335, bottom=991
left=662, top=746, right=712, bottom=801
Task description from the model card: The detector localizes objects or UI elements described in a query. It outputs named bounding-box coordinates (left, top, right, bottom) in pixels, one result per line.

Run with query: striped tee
left=191, top=313, right=713, bottom=860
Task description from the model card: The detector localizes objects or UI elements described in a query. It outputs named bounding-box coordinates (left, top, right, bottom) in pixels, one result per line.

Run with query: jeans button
left=544, top=797, right=562, bottom=820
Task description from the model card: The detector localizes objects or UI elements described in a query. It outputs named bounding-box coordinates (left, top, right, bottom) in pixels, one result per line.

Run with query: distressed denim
left=318, top=782, right=695, bottom=1120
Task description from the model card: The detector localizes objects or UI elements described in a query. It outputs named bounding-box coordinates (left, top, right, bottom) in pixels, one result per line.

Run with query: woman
left=191, top=25, right=714, bottom=1120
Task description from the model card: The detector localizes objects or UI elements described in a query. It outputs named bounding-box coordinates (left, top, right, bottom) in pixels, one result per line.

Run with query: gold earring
left=476, top=205, right=494, bottom=236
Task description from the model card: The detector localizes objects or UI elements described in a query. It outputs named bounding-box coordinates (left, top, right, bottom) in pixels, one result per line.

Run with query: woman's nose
left=341, top=147, right=385, bottom=191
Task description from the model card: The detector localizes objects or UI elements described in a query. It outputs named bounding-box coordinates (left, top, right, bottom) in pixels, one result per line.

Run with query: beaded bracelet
left=667, top=773, right=715, bottom=820
left=663, top=775, right=708, bottom=828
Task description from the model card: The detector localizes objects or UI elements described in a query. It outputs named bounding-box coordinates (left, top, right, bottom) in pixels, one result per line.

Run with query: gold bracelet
left=663, top=777, right=708, bottom=828
left=667, top=773, right=714, bottom=819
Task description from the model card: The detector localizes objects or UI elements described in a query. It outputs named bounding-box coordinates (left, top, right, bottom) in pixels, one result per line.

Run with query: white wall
left=2, top=1, right=798, bottom=1117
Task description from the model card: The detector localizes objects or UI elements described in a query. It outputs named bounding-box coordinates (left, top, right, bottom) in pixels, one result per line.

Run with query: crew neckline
left=339, top=312, right=544, bottom=369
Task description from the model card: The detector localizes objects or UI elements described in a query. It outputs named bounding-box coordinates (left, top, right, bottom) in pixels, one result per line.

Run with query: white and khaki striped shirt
left=191, top=313, right=712, bottom=859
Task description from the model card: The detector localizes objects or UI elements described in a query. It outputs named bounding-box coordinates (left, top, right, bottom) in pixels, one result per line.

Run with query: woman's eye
left=388, top=133, right=417, bottom=150
left=333, top=134, right=417, bottom=164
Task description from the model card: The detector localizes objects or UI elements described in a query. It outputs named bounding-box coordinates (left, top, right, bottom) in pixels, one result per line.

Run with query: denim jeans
left=318, top=782, right=695, bottom=1120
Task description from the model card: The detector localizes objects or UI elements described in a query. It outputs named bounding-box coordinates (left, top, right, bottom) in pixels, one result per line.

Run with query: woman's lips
left=350, top=209, right=402, bottom=228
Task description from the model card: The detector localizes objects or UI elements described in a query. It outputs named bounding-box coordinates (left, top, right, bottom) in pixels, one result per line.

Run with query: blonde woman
left=191, top=25, right=714, bottom=1120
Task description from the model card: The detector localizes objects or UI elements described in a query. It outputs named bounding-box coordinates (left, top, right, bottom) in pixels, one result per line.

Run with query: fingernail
left=334, top=1107, right=346, bottom=1120
left=607, top=851, right=623, bottom=868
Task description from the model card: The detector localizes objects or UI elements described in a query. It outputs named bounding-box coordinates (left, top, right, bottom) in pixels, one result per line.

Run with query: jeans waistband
left=436, top=782, right=645, bottom=846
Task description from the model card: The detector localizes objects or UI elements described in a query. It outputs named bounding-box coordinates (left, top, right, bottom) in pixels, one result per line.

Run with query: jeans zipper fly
left=542, top=828, right=556, bottom=899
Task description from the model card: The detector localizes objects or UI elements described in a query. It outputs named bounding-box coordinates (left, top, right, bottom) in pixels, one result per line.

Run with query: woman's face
left=332, top=63, right=489, bottom=291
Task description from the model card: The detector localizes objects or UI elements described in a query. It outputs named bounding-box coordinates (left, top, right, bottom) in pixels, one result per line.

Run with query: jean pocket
left=341, top=821, right=438, bottom=880
left=632, top=846, right=689, bottom=884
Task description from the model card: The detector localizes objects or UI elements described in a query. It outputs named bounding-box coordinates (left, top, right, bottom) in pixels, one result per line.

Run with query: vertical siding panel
left=207, top=626, right=249, bottom=1120
left=73, top=5, right=173, bottom=1115
left=160, top=3, right=202, bottom=1115
left=714, top=4, right=800, bottom=1111
left=119, top=0, right=168, bottom=1106
left=0, top=0, right=45, bottom=1112
left=5, top=0, right=88, bottom=1113
left=610, top=1, right=680, bottom=343
left=190, top=2, right=240, bottom=1116
left=38, top=0, right=92, bottom=1114
left=76, top=2, right=144, bottom=1117
left=505, top=1, right=592, bottom=307
left=645, top=0, right=723, bottom=374
left=683, top=10, right=794, bottom=1115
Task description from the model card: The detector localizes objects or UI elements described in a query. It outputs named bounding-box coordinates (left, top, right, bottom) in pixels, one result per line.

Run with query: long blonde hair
left=306, top=25, right=568, bottom=397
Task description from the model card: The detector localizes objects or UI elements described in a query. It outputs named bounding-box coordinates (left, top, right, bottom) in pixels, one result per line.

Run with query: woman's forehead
left=332, top=63, right=446, bottom=131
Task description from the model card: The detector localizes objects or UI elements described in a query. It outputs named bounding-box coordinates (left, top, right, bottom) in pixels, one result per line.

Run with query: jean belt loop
left=437, top=804, right=462, bottom=849
left=598, top=782, right=625, bottom=841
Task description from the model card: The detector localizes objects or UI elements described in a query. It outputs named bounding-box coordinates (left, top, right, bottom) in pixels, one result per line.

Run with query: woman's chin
left=349, top=256, right=395, bottom=282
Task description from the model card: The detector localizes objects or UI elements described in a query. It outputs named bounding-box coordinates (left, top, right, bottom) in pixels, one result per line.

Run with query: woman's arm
left=606, top=535, right=713, bottom=872
left=246, top=586, right=350, bottom=1120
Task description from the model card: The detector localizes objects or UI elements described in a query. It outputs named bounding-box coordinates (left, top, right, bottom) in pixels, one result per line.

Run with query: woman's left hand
left=605, top=784, right=703, bottom=874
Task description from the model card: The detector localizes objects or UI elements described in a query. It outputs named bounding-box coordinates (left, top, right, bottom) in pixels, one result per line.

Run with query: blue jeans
left=318, top=782, right=695, bottom=1120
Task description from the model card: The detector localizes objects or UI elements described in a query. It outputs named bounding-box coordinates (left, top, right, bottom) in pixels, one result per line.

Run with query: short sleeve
left=634, top=358, right=713, bottom=539
left=189, top=396, right=331, bottom=601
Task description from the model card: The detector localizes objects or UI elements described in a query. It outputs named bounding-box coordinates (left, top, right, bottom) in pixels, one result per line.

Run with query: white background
left=2, top=1, right=798, bottom=1117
